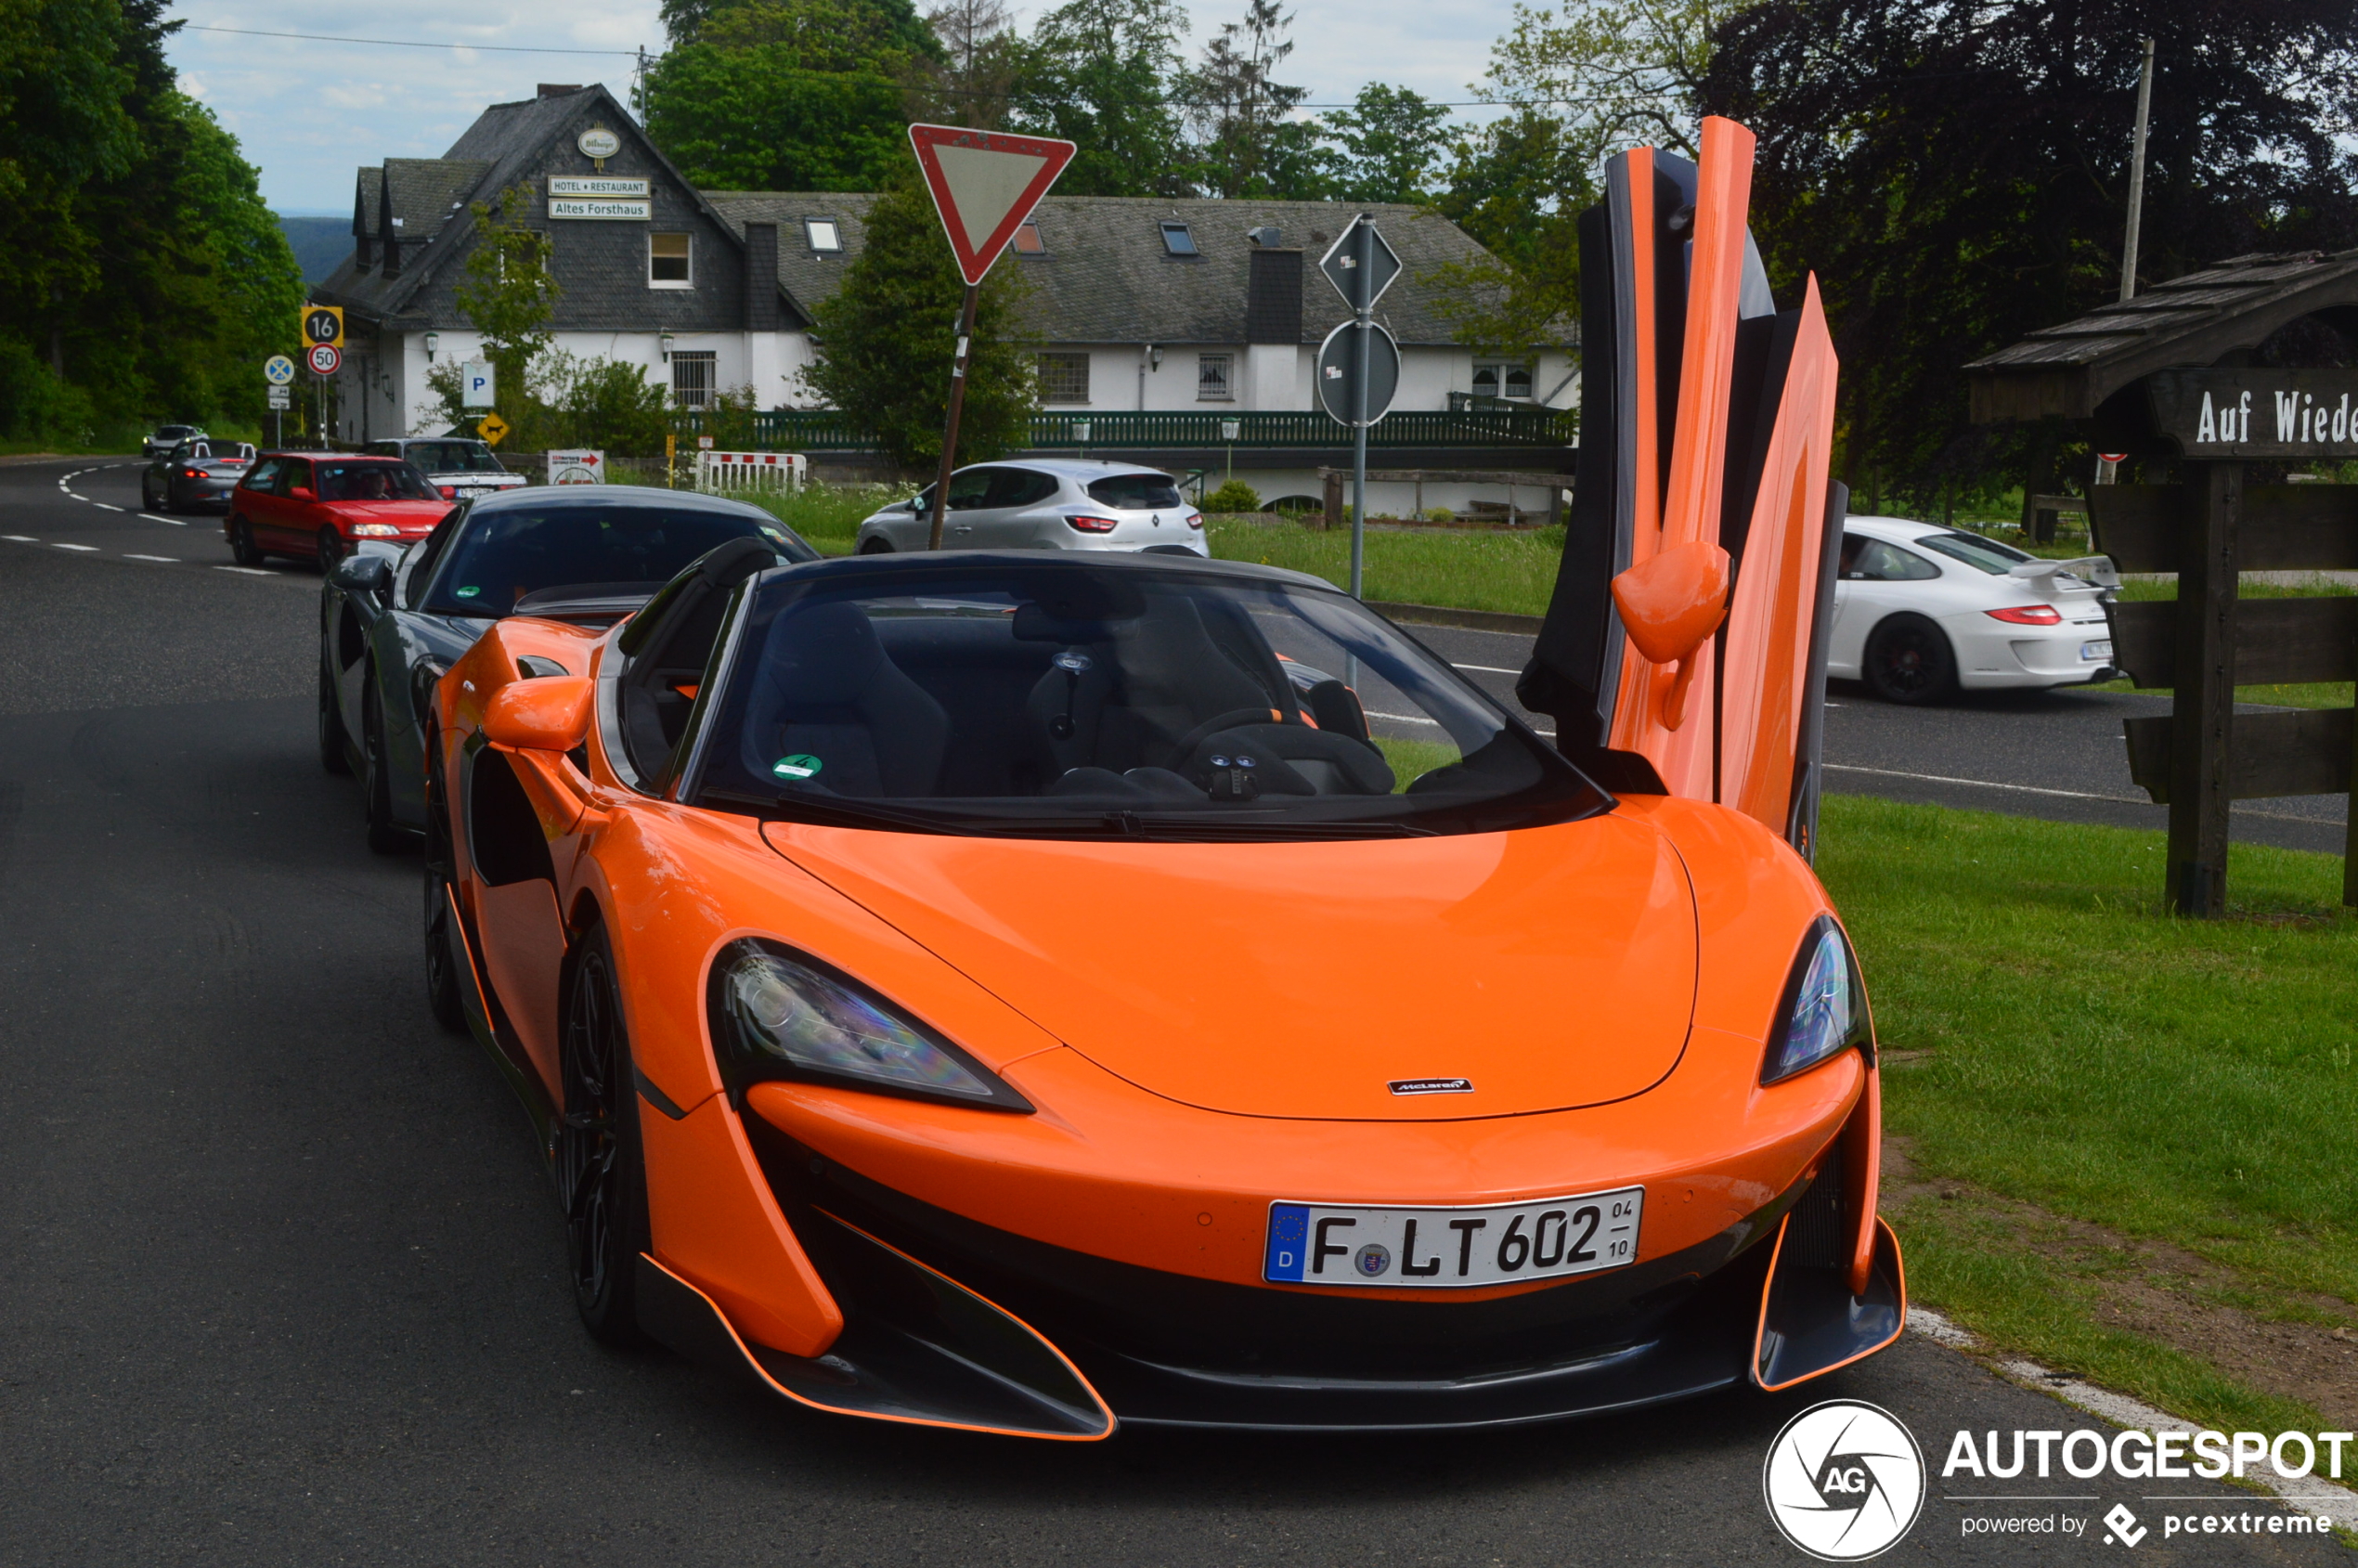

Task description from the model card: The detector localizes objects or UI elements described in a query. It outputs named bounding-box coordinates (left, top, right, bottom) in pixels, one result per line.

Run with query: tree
left=452, top=186, right=560, bottom=441
left=1481, top=0, right=1735, bottom=162
left=1318, top=84, right=1452, bottom=204
left=643, top=0, right=941, bottom=191
left=1009, top=0, right=1195, bottom=197
left=911, top=0, right=1023, bottom=128
left=1702, top=0, right=2358, bottom=507
left=798, top=176, right=1036, bottom=469
left=1431, top=110, right=1591, bottom=361
left=1181, top=0, right=1322, bottom=198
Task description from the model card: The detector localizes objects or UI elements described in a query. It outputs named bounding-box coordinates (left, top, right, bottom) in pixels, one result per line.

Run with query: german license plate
left=2081, top=640, right=2113, bottom=660
left=1263, top=1187, right=1642, bottom=1289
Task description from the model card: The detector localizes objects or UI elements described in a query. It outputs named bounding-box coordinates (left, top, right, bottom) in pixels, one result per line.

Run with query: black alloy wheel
left=317, top=660, right=351, bottom=775
left=317, top=526, right=343, bottom=576
left=557, top=925, right=650, bottom=1345
left=229, top=516, right=264, bottom=567
left=421, top=737, right=466, bottom=1034
left=1863, top=614, right=1959, bottom=706
left=361, top=677, right=406, bottom=855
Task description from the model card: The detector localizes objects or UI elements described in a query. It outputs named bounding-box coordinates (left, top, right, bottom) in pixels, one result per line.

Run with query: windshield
left=1915, top=530, right=2032, bottom=575
left=688, top=561, right=1604, bottom=839
left=421, top=500, right=816, bottom=617
left=316, top=461, right=438, bottom=501
left=406, top=441, right=506, bottom=474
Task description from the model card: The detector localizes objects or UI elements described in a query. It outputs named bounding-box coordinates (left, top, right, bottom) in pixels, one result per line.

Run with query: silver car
left=364, top=436, right=530, bottom=500
left=853, top=460, right=1207, bottom=555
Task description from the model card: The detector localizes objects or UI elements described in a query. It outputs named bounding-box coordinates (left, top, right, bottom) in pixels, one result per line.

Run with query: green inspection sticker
left=455, top=585, right=481, bottom=599
left=772, top=754, right=823, bottom=780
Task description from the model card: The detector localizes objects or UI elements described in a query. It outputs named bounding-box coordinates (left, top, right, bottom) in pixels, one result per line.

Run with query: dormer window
left=1159, top=220, right=1198, bottom=257
left=806, top=218, right=841, bottom=253
left=649, top=232, right=692, bottom=288
left=1011, top=220, right=1043, bottom=255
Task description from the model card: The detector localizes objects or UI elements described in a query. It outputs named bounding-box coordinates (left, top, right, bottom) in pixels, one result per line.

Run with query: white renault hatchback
left=853, top=460, right=1207, bottom=556
left=1830, top=515, right=2116, bottom=704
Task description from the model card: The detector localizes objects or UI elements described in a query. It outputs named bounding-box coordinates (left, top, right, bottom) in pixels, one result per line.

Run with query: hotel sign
left=549, top=176, right=650, bottom=220
left=2146, top=369, right=2358, bottom=458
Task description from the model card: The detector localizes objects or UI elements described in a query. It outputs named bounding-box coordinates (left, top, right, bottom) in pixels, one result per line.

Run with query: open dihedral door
left=1518, top=116, right=1844, bottom=857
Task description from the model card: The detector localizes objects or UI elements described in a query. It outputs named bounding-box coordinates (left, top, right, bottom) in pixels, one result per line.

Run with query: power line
left=186, top=24, right=642, bottom=57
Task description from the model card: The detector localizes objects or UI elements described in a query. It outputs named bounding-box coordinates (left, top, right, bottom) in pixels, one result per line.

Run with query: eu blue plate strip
left=1263, top=1203, right=1309, bottom=1282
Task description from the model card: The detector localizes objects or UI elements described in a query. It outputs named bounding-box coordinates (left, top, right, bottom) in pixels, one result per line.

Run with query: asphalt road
left=0, top=459, right=2337, bottom=1566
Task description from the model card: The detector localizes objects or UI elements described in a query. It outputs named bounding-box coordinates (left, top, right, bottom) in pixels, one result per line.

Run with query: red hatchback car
left=225, top=452, right=453, bottom=571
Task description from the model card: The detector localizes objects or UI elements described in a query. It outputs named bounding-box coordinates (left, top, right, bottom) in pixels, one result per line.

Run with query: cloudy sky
left=169, top=2, right=1519, bottom=214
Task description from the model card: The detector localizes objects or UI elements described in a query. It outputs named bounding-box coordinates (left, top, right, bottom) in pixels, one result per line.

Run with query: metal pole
left=1350, top=220, right=1370, bottom=599
left=2119, top=36, right=2155, bottom=304
left=926, top=283, right=981, bottom=551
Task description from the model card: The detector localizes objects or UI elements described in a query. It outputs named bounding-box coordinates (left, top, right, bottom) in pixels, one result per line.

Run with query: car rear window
left=419, top=500, right=816, bottom=617
left=315, top=461, right=438, bottom=501
left=1916, top=530, right=2031, bottom=575
left=406, top=441, right=507, bottom=474
left=1086, top=473, right=1185, bottom=511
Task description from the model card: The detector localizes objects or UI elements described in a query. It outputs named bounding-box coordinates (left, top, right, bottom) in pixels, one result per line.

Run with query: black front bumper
left=730, top=1122, right=1827, bottom=1433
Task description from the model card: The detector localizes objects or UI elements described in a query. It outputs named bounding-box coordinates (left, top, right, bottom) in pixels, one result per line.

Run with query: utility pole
left=2119, top=37, right=2155, bottom=304
left=926, top=285, right=979, bottom=551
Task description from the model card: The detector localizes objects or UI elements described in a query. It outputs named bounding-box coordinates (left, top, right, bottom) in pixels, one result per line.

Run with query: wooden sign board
left=2146, top=369, right=2358, bottom=459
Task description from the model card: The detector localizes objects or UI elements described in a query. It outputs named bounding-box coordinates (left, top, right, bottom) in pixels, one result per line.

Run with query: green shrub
left=1202, top=479, right=1262, bottom=512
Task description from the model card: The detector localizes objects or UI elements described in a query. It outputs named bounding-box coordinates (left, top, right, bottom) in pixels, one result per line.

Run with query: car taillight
left=1065, top=512, right=1120, bottom=533
left=183, top=468, right=204, bottom=478
left=1986, top=604, right=2063, bottom=625
left=1186, top=512, right=1204, bottom=529
left=439, top=486, right=457, bottom=499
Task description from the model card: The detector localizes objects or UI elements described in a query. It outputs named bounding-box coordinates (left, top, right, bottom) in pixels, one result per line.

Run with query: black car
left=142, top=423, right=206, bottom=460
left=141, top=438, right=254, bottom=513
left=318, top=485, right=818, bottom=851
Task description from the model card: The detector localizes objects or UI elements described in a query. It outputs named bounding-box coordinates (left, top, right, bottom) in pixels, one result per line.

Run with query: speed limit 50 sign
left=307, top=343, right=343, bottom=376
left=301, top=305, right=343, bottom=348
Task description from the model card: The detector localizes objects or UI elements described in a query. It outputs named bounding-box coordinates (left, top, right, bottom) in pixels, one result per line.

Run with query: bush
left=1202, top=479, right=1262, bottom=512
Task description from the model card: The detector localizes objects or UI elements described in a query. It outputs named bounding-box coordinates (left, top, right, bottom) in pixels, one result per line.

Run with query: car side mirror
left=484, top=676, right=593, bottom=754
left=1610, top=540, right=1732, bottom=732
left=289, top=486, right=315, bottom=502
left=331, top=553, right=393, bottom=596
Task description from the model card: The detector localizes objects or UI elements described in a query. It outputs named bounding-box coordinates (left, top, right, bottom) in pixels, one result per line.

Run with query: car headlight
left=708, top=940, right=1031, bottom=1111
left=351, top=523, right=403, bottom=537
left=1761, top=916, right=1872, bottom=1084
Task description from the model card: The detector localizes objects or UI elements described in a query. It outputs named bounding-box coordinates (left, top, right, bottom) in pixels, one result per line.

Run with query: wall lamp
left=424, top=330, right=439, bottom=362
left=661, top=331, right=675, bottom=363
left=1147, top=344, right=1162, bottom=369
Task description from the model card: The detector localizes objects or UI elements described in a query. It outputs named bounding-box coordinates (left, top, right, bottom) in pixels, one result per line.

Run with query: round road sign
left=1315, top=318, right=1401, bottom=428
left=264, top=355, right=296, bottom=385
left=307, top=343, right=343, bottom=376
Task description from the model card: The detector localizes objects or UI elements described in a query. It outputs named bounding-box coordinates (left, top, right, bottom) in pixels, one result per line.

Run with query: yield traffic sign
left=307, top=343, right=342, bottom=376
left=1316, top=319, right=1400, bottom=427
left=1319, top=215, right=1402, bottom=315
left=907, top=124, right=1077, bottom=286
left=263, top=355, right=295, bottom=385
left=301, top=305, right=343, bottom=348
left=478, top=412, right=510, bottom=446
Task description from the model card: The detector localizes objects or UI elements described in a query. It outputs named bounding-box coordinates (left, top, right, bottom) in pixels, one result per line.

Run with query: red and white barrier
left=694, top=450, right=807, bottom=494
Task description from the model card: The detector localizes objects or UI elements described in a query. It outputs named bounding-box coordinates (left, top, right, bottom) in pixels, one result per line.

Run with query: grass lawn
left=1819, top=794, right=2358, bottom=1427
left=746, top=483, right=909, bottom=555
left=1206, top=517, right=1564, bottom=616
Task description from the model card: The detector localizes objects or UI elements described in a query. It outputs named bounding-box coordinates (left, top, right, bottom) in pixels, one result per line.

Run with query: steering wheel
left=1160, top=708, right=1285, bottom=768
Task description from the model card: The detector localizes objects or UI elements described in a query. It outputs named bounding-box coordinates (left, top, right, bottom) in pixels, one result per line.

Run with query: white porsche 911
left=1829, top=515, right=2118, bottom=704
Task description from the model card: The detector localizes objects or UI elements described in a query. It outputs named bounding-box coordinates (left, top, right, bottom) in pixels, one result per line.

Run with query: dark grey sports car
left=318, top=485, right=817, bottom=851
left=140, top=438, right=254, bottom=513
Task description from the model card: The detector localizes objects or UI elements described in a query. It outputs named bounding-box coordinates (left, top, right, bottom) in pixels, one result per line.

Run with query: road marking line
left=3, top=534, right=36, bottom=543
left=1825, top=763, right=2145, bottom=804
left=53, top=542, right=98, bottom=552
left=123, top=553, right=179, bottom=564
left=214, top=565, right=273, bottom=576
left=92, top=502, right=123, bottom=512
left=143, top=514, right=186, bottom=525
left=1451, top=663, right=1522, bottom=675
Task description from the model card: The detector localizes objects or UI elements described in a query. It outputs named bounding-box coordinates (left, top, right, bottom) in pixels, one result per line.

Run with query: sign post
left=2095, top=368, right=2358, bottom=914
left=302, top=307, right=343, bottom=450
left=265, top=355, right=295, bottom=447
left=1316, top=215, right=1403, bottom=596
left=906, top=124, right=1076, bottom=550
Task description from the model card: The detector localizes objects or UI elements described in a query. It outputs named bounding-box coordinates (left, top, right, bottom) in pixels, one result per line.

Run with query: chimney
left=538, top=84, right=582, bottom=97
left=1245, top=247, right=1302, bottom=344
left=743, top=222, right=780, bottom=330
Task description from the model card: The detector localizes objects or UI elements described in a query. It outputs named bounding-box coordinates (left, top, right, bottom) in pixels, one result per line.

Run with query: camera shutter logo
left=1761, top=1399, right=1925, bottom=1561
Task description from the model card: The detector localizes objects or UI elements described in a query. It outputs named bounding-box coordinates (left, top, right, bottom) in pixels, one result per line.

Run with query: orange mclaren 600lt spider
left=423, top=117, right=1902, bottom=1439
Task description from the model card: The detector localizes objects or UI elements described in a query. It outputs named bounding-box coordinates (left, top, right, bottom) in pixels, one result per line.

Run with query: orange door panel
left=476, top=878, right=567, bottom=1094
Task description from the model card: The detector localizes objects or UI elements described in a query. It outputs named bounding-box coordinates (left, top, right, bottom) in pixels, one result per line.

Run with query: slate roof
left=1967, top=251, right=2358, bottom=422
left=705, top=192, right=1509, bottom=347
